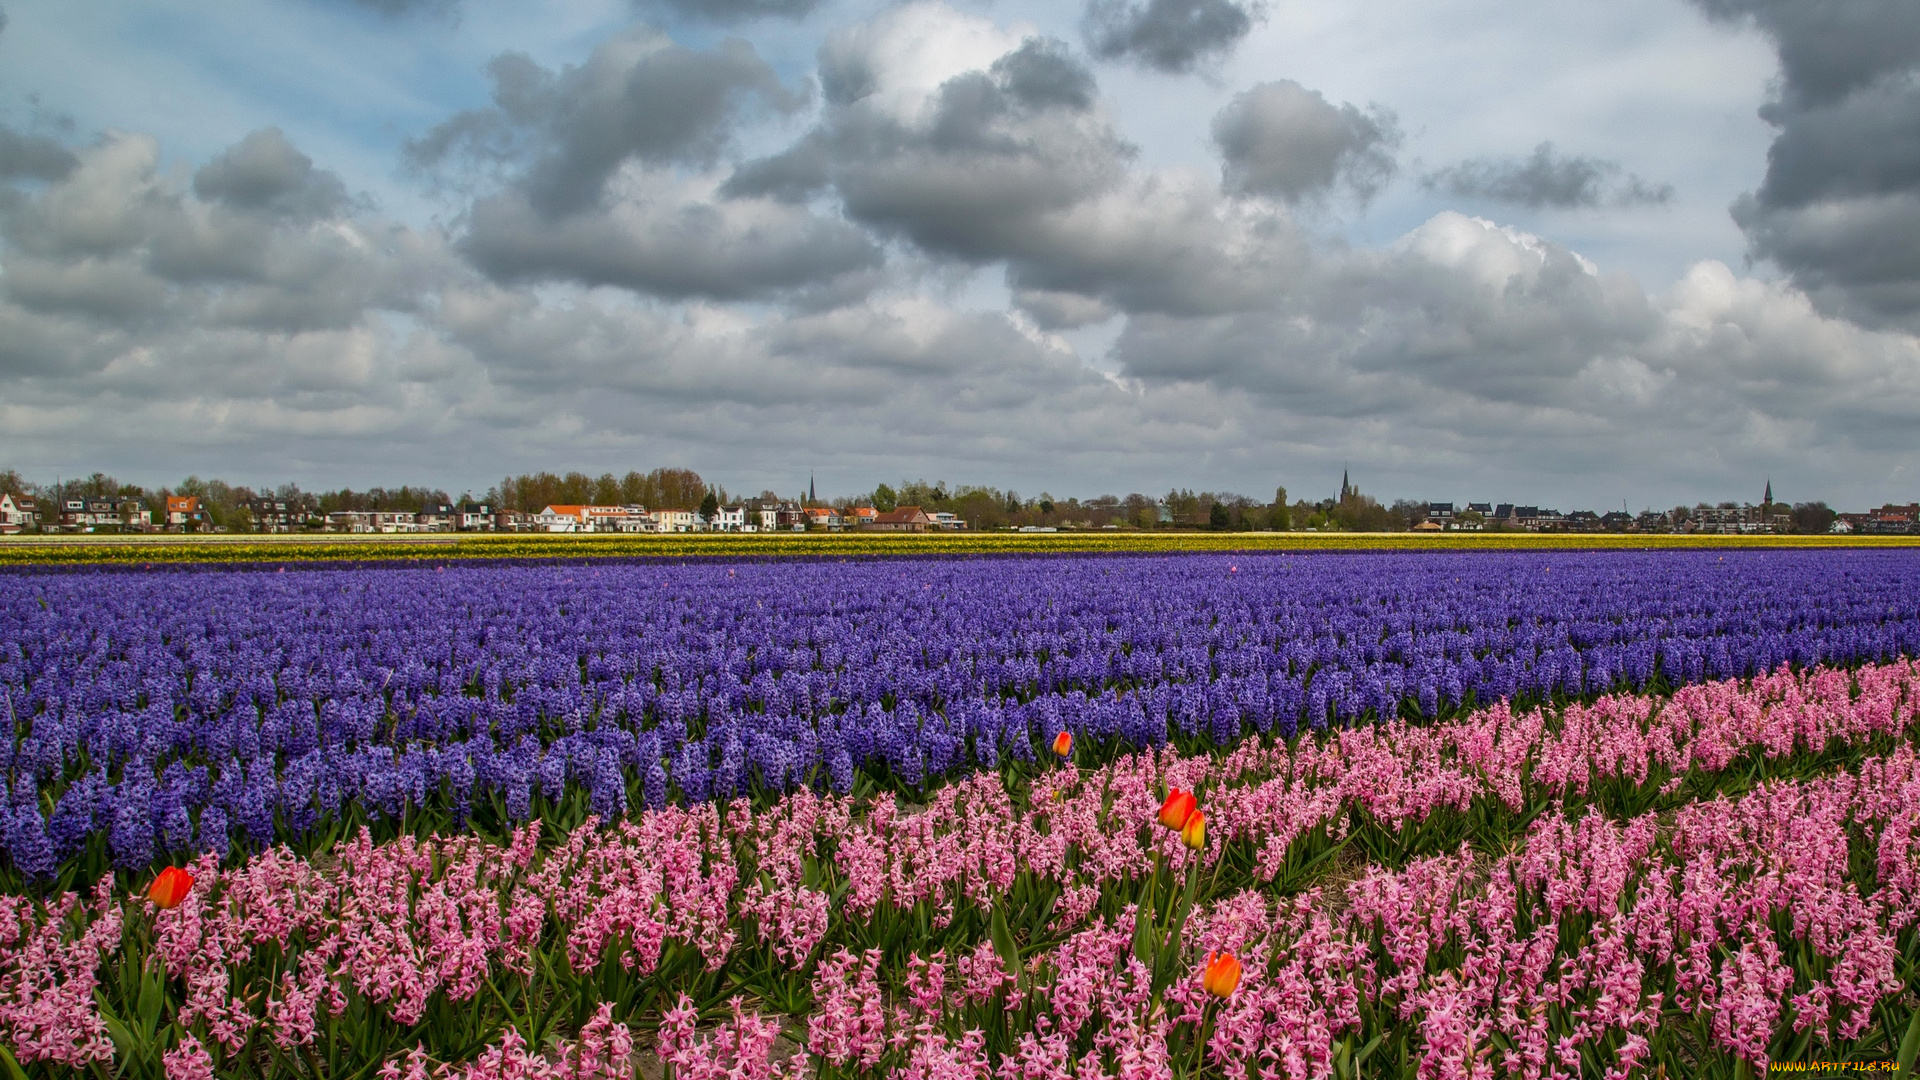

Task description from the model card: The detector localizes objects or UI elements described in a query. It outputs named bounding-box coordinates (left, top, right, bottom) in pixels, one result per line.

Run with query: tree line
left=0, top=466, right=1843, bottom=534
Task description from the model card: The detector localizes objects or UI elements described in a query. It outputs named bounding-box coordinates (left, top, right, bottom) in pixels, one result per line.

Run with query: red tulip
left=1158, top=789, right=1196, bottom=830
left=1202, top=951, right=1242, bottom=998
left=1181, top=809, right=1206, bottom=850
left=1052, top=731, right=1073, bottom=758
left=147, top=866, right=194, bottom=910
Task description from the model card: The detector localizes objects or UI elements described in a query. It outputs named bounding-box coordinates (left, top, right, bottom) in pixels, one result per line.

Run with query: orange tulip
left=147, top=866, right=194, bottom=910
left=1158, top=789, right=1196, bottom=830
left=1053, top=731, right=1073, bottom=758
left=1181, top=809, right=1206, bottom=850
left=1202, top=951, right=1242, bottom=998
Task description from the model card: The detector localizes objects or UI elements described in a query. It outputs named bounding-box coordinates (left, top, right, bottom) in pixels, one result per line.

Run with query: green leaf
left=137, top=960, right=166, bottom=1037
left=1132, top=902, right=1155, bottom=972
left=990, top=901, right=1024, bottom=993
left=0, top=1045, right=27, bottom=1080
left=1896, top=1004, right=1920, bottom=1080
left=93, top=989, right=139, bottom=1065
left=1151, top=862, right=1204, bottom=1001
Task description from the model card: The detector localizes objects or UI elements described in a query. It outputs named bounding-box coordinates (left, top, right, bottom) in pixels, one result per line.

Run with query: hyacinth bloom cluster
left=0, top=663, right=1915, bottom=1076
left=8, top=550, right=1920, bottom=877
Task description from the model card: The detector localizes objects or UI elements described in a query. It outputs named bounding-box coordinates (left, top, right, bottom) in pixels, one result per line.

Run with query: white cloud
left=818, top=2, right=1033, bottom=120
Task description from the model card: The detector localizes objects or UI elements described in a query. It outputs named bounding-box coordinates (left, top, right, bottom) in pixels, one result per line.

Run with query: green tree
left=699, top=489, right=720, bottom=520
left=1208, top=501, right=1230, bottom=530
left=1791, top=501, right=1836, bottom=535
left=1162, top=488, right=1200, bottom=525
left=1330, top=492, right=1392, bottom=531
left=873, top=484, right=898, bottom=512
left=952, top=489, right=1009, bottom=530
left=1268, top=487, right=1291, bottom=531
left=1389, top=499, right=1427, bottom=530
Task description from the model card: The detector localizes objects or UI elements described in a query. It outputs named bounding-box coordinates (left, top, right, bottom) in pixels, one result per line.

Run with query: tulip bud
left=1202, top=951, right=1241, bottom=998
left=1052, top=731, right=1072, bottom=758
left=1181, top=809, right=1206, bottom=850
left=1157, top=789, right=1196, bottom=830
left=147, top=866, right=194, bottom=910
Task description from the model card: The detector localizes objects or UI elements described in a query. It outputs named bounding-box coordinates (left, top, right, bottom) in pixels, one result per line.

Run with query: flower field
left=2, top=551, right=1919, bottom=1077
left=2, top=529, right=1917, bottom=568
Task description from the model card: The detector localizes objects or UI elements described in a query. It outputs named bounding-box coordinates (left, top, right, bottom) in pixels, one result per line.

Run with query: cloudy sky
left=0, top=0, right=1916, bottom=509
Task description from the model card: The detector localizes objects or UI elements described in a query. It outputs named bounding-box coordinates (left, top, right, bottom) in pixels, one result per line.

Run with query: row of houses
left=1420, top=501, right=1795, bottom=534
left=1833, top=504, right=1920, bottom=535
left=1, top=491, right=970, bottom=534
left=524, top=503, right=967, bottom=533
left=19, top=485, right=1906, bottom=537
left=1419, top=502, right=1645, bottom=533
left=329, top=501, right=971, bottom=534
left=0, top=493, right=208, bottom=534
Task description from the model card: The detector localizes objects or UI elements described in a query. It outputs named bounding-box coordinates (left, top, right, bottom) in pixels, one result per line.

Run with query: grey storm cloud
left=407, top=25, right=884, bottom=301
left=990, top=36, right=1098, bottom=111
left=1082, top=0, right=1262, bottom=74
left=0, top=128, right=473, bottom=478
left=457, top=178, right=883, bottom=301
left=1108, top=211, right=1920, bottom=477
left=1212, top=81, right=1399, bottom=204
left=1421, top=142, right=1672, bottom=209
left=635, top=0, right=824, bottom=23
left=406, top=27, right=801, bottom=217
left=1693, top=0, right=1920, bottom=110
left=727, top=23, right=1311, bottom=322
left=0, top=124, right=78, bottom=182
left=193, top=127, right=351, bottom=221
left=433, top=282, right=1177, bottom=470
left=343, top=0, right=459, bottom=17
left=1693, top=0, right=1920, bottom=328
left=735, top=34, right=1133, bottom=260
left=0, top=130, right=443, bottom=347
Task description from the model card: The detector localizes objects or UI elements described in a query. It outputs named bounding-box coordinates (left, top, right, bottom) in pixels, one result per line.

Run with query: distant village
left=1368, top=478, right=1902, bottom=536
left=0, top=470, right=1909, bottom=536
left=0, top=492, right=969, bottom=536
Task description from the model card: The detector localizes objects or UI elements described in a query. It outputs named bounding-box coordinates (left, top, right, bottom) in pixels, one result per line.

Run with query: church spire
left=809, top=473, right=816, bottom=503
left=1340, top=468, right=1351, bottom=502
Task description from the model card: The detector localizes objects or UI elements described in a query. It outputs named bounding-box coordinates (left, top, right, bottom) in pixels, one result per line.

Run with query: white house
left=326, top=510, right=421, bottom=533
left=596, top=506, right=656, bottom=532
left=652, top=509, right=706, bottom=533
left=710, top=505, right=748, bottom=532
left=0, top=493, right=39, bottom=533
left=582, top=506, right=647, bottom=531
left=534, top=505, right=585, bottom=532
